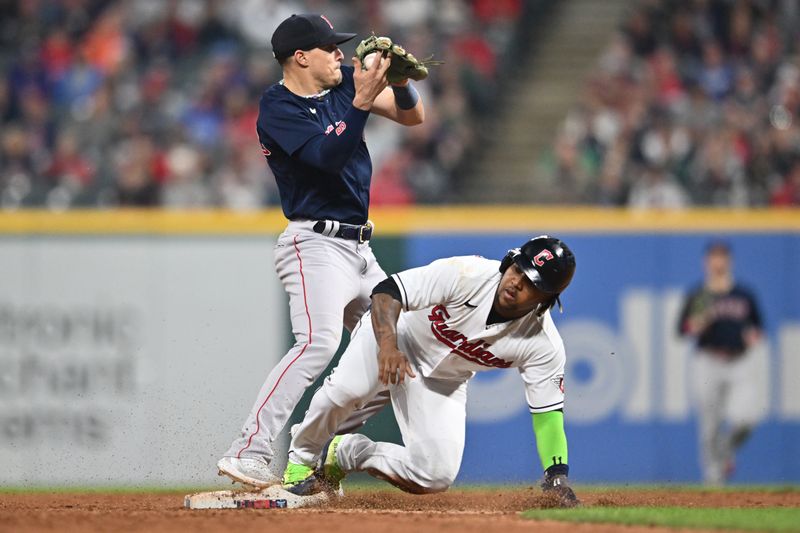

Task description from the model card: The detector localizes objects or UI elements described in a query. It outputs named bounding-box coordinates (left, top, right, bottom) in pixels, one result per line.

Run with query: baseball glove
left=541, top=473, right=580, bottom=508
left=355, top=35, right=443, bottom=85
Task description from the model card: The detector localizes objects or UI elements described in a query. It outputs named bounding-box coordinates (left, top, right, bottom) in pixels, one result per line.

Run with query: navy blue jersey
left=677, top=283, right=763, bottom=356
left=256, top=65, right=372, bottom=225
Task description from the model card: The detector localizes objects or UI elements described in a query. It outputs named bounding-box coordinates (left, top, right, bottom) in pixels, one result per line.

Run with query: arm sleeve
left=259, top=70, right=369, bottom=174
left=294, top=106, right=370, bottom=173
left=390, top=256, right=476, bottom=312
left=532, top=410, right=569, bottom=474
left=371, top=276, right=402, bottom=302
left=676, top=289, right=696, bottom=336
left=262, top=102, right=370, bottom=174
left=747, top=289, right=763, bottom=330
left=519, top=315, right=566, bottom=414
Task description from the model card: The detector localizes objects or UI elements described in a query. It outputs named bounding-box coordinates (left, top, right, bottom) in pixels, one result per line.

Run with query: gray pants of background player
left=691, top=348, right=763, bottom=485
left=223, top=220, right=389, bottom=463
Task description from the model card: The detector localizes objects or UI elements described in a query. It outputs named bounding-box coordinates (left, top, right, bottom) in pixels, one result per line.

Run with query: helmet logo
left=533, top=249, right=554, bottom=267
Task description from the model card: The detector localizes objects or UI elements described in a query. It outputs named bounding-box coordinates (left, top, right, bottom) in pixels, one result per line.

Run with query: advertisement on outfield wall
left=0, top=236, right=285, bottom=486
left=406, top=233, right=800, bottom=484
left=1, top=227, right=798, bottom=486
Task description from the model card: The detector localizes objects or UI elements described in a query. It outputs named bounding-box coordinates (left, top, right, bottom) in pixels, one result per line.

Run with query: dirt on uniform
left=2, top=487, right=798, bottom=533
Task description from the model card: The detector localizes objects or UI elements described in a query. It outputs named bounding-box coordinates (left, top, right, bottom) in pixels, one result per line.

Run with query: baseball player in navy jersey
left=677, top=240, right=764, bottom=485
left=281, top=236, right=580, bottom=507
left=217, top=13, right=426, bottom=487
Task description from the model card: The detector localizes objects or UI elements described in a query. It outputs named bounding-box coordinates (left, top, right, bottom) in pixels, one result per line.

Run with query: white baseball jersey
left=289, top=254, right=570, bottom=492
left=390, top=255, right=566, bottom=414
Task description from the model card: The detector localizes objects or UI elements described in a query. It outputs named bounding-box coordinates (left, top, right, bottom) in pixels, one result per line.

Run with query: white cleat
left=217, top=456, right=280, bottom=488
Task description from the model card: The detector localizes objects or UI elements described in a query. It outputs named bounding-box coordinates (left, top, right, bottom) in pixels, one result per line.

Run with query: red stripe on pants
left=237, top=235, right=313, bottom=458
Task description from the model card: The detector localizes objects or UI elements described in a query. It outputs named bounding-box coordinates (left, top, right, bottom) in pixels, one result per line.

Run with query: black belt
left=312, top=220, right=373, bottom=242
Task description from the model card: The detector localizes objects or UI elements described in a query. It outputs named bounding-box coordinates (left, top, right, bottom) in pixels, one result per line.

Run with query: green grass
left=567, top=484, right=800, bottom=494
left=522, top=506, right=800, bottom=532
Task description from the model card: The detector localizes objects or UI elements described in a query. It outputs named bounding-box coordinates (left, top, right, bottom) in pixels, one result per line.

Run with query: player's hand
left=744, top=326, right=762, bottom=347
left=687, top=312, right=713, bottom=335
left=685, top=293, right=715, bottom=335
left=377, top=346, right=416, bottom=385
left=686, top=314, right=708, bottom=335
left=352, top=53, right=391, bottom=111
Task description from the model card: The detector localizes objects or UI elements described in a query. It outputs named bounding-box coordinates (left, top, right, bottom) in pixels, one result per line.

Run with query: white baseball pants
left=289, top=317, right=468, bottom=494
left=224, top=220, right=387, bottom=461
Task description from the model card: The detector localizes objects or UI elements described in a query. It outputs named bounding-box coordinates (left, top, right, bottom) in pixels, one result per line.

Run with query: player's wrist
left=391, top=82, right=419, bottom=110
left=378, top=339, right=400, bottom=353
left=352, top=97, right=372, bottom=111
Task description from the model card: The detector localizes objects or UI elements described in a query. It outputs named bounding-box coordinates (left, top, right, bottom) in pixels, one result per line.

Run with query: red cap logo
left=533, top=249, right=554, bottom=267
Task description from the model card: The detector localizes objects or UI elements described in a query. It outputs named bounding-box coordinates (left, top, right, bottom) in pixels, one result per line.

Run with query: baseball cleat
left=283, top=461, right=324, bottom=495
left=320, top=435, right=347, bottom=489
left=217, top=456, right=279, bottom=488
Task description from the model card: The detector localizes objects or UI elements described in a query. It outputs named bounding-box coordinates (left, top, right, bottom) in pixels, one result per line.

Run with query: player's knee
left=413, top=472, right=455, bottom=494
left=291, top=327, right=342, bottom=379
left=413, top=460, right=458, bottom=494
left=322, top=375, right=369, bottom=410
left=392, top=473, right=452, bottom=495
left=309, top=326, right=343, bottom=354
left=418, top=479, right=453, bottom=494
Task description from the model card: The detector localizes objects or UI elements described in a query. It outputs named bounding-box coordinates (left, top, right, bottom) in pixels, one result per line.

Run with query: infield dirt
left=2, top=487, right=798, bottom=533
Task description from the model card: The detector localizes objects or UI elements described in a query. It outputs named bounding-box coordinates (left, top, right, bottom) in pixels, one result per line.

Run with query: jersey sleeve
left=519, top=315, right=566, bottom=414
left=258, top=97, right=322, bottom=157
left=391, top=256, right=481, bottom=312
left=676, top=286, right=703, bottom=336
left=258, top=66, right=359, bottom=158
left=745, top=287, right=764, bottom=329
left=371, top=276, right=402, bottom=301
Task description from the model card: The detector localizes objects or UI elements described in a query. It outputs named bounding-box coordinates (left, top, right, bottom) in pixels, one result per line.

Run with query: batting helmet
left=499, top=235, right=576, bottom=311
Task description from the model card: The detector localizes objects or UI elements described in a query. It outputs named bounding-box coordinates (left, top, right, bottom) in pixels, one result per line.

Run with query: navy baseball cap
left=271, top=14, right=356, bottom=60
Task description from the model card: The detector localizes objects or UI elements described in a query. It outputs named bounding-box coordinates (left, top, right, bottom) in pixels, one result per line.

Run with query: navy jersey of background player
left=257, top=64, right=370, bottom=225
left=678, top=283, right=763, bottom=357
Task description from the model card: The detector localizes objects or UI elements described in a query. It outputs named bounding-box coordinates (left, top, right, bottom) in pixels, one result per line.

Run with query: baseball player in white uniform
left=281, top=236, right=579, bottom=506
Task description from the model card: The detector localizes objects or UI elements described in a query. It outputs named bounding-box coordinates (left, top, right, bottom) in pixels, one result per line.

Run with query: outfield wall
left=0, top=234, right=286, bottom=486
left=430, top=232, right=800, bottom=484
left=0, top=209, right=798, bottom=486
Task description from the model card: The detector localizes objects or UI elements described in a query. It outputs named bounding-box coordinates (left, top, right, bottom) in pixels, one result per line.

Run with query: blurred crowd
left=0, top=0, right=519, bottom=209
left=539, top=0, right=800, bottom=207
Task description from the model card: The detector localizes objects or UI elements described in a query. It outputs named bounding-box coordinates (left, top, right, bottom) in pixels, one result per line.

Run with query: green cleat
left=320, top=435, right=347, bottom=488
left=282, top=461, right=321, bottom=495
left=283, top=437, right=348, bottom=496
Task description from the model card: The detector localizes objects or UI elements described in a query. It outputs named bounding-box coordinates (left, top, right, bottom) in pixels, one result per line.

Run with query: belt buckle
left=358, top=221, right=373, bottom=243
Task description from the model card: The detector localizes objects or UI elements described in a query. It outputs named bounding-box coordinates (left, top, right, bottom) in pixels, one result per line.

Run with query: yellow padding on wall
left=0, top=208, right=798, bottom=235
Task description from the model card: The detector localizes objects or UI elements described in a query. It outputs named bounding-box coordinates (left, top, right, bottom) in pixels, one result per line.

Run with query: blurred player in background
left=217, top=13, right=426, bottom=487
left=677, top=240, right=764, bottom=485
